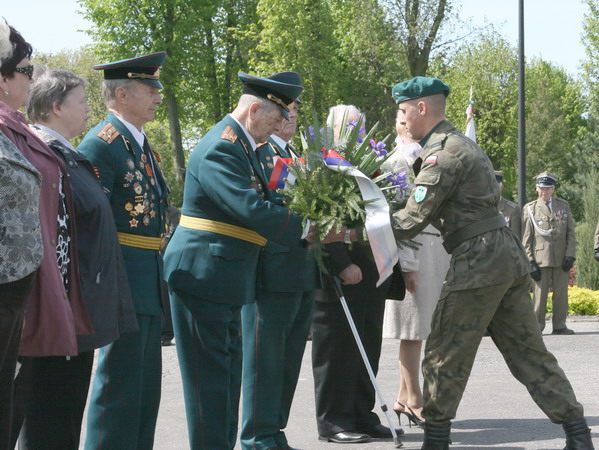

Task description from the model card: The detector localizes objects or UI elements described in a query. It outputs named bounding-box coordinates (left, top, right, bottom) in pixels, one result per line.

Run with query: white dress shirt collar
left=231, top=116, right=257, bottom=151
left=113, top=112, right=146, bottom=149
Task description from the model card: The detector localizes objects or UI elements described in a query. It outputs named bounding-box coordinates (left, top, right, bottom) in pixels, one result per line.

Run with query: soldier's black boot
left=421, top=424, right=451, bottom=450
left=563, top=418, right=594, bottom=450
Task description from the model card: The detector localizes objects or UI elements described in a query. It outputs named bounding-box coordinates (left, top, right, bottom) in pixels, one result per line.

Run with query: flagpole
left=518, top=0, right=526, bottom=209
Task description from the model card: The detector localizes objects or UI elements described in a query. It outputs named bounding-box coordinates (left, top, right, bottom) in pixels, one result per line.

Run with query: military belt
left=179, top=215, right=267, bottom=246
left=443, top=214, right=506, bottom=253
left=117, top=232, right=163, bottom=251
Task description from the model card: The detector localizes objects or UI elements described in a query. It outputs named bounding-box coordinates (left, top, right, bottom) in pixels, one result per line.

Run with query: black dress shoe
left=161, top=338, right=173, bottom=346
left=318, top=431, right=371, bottom=443
left=552, top=327, right=575, bottom=335
left=355, top=423, right=404, bottom=438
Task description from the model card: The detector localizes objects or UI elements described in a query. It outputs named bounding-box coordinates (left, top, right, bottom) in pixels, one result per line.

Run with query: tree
left=575, top=170, right=599, bottom=289
left=436, top=32, right=519, bottom=197
left=248, top=0, right=340, bottom=118
left=383, top=0, right=463, bottom=77
left=329, top=0, right=410, bottom=132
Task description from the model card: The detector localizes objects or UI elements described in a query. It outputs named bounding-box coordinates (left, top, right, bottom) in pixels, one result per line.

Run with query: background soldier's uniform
left=498, top=196, right=522, bottom=239
left=522, top=195, right=576, bottom=332
left=79, top=110, right=168, bottom=450
left=390, top=119, right=584, bottom=430
left=240, top=137, right=320, bottom=450
left=595, top=219, right=599, bottom=261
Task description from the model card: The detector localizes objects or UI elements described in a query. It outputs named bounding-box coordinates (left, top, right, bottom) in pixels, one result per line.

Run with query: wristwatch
left=344, top=228, right=352, bottom=244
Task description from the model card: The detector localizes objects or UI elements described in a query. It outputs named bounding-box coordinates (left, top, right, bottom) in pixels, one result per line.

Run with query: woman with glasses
left=0, top=20, right=92, bottom=449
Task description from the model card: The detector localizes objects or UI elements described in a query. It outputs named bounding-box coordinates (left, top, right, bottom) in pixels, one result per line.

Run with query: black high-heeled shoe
left=393, top=403, right=425, bottom=429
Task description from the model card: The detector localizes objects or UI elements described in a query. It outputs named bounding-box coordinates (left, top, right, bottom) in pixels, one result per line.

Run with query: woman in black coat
left=11, top=66, right=138, bottom=450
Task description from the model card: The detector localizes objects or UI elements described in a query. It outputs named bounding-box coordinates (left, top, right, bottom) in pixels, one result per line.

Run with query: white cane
left=331, top=276, right=403, bottom=448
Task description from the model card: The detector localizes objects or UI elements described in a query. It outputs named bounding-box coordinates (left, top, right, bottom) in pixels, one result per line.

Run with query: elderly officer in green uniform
left=163, top=71, right=315, bottom=450
left=495, top=170, right=522, bottom=239
left=78, top=51, right=169, bottom=450
left=595, top=219, right=599, bottom=262
left=522, top=171, right=577, bottom=335
left=331, top=76, right=593, bottom=450
left=240, top=74, right=320, bottom=449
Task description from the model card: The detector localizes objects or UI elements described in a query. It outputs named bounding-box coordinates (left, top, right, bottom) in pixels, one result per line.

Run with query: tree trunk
left=165, top=88, right=186, bottom=183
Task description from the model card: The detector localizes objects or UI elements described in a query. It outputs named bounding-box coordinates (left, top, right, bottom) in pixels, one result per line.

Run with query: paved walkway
left=82, top=319, right=599, bottom=449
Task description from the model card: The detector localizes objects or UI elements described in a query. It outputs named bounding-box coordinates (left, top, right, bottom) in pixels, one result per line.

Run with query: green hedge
left=546, top=286, right=599, bottom=315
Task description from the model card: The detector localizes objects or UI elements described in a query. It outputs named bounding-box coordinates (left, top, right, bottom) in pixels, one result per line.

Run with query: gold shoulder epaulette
left=97, top=124, right=120, bottom=144
left=221, top=126, right=238, bottom=143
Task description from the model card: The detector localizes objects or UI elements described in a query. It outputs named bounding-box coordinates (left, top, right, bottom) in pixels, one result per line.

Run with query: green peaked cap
left=93, top=51, right=167, bottom=89
left=238, top=71, right=303, bottom=120
left=392, top=76, right=450, bottom=104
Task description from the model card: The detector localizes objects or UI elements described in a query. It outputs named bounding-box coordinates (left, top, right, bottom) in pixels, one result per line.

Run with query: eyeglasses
left=15, top=65, right=34, bottom=80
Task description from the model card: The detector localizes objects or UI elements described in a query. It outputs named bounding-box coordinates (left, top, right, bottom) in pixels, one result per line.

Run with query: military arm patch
left=221, top=126, right=238, bottom=143
left=97, top=124, right=121, bottom=144
left=414, top=186, right=428, bottom=203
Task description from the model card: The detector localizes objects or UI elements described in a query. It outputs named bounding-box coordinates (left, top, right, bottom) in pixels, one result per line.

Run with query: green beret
left=392, top=76, right=450, bottom=104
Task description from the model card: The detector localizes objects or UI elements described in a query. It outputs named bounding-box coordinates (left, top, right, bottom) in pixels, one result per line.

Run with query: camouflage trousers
left=422, top=274, right=584, bottom=427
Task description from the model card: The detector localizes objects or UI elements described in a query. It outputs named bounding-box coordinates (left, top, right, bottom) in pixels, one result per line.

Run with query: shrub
left=546, top=286, right=599, bottom=315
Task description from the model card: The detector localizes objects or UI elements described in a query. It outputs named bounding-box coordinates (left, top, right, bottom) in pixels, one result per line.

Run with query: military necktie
left=143, top=137, right=163, bottom=198
left=546, top=200, right=552, bottom=213
left=412, top=157, right=423, bottom=177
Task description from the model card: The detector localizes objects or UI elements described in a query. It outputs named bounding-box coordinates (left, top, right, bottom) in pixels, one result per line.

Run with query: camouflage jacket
left=391, top=120, right=529, bottom=291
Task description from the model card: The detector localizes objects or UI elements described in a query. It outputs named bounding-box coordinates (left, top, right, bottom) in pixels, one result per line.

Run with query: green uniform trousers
left=84, top=315, right=162, bottom=450
left=422, top=274, right=584, bottom=427
left=169, top=290, right=242, bottom=450
left=240, top=290, right=314, bottom=450
left=533, top=266, right=570, bottom=331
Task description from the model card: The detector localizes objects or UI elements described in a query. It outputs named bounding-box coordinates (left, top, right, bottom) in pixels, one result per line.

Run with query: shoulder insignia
left=424, top=155, right=438, bottom=165
left=221, top=126, right=238, bottom=143
left=97, top=124, right=120, bottom=144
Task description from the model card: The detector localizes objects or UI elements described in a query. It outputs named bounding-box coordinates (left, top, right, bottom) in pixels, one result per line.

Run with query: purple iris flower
left=357, top=126, right=366, bottom=143
left=369, top=139, right=388, bottom=157
left=307, top=126, right=316, bottom=141
left=386, top=171, right=408, bottom=189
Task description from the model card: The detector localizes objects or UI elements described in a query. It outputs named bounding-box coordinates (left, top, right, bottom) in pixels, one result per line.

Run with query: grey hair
left=27, top=66, right=87, bottom=122
left=238, top=93, right=279, bottom=114
left=326, top=104, right=364, bottom=128
left=102, top=79, right=137, bottom=108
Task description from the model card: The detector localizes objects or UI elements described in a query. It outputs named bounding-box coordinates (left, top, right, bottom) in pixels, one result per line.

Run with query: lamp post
left=518, top=0, right=526, bottom=209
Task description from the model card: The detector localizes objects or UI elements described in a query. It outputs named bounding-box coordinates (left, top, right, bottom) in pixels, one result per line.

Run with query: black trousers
left=11, top=350, right=94, bottom=450
left=311, top=278, right=388, bottom=436
left=0, top=273, right=34, bottom=450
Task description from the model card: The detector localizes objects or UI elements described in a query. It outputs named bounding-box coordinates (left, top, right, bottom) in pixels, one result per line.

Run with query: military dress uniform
left=78, top=52, right=169, bottom=450
left=389, top=77, right=587, bottom=447
left=522, top=172, right=576, bottom=333
left=594, top=220, right=599, bottom=261
left=163, top=72, right=307, bottom=450
left=498, top=197, right=522, bottom=239
left=240, top=134, right=320, bottom=450
left=494, top=171, right=522, bottom=239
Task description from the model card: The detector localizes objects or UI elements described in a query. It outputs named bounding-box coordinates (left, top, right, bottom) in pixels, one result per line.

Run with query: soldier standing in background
left=78, top=52, right=169, bottom=450
left=522, top=171, right=576, bottom=335
left=495, top=170, right=522, bottom=239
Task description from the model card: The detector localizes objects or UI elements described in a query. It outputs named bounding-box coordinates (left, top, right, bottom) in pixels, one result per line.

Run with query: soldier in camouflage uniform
left=495, top=170, right=522, bottom=239
left=522, top=171, right=577, bottom=335
left=331, top=76, right=593, bottom=450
